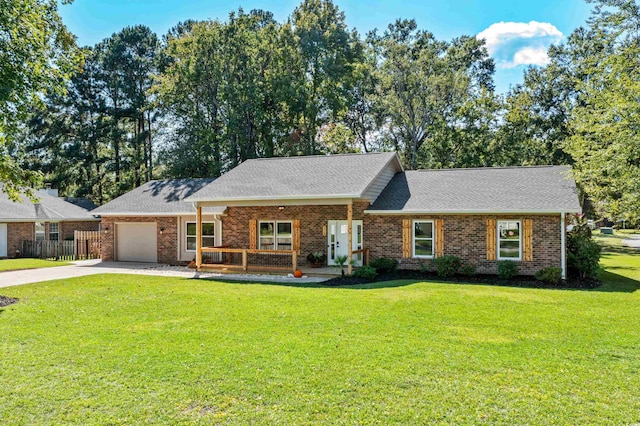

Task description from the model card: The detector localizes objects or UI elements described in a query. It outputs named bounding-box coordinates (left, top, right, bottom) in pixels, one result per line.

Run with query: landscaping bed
left=323, top=269, right=601, bottom=289
left=0, top=296, right=18, bottom=308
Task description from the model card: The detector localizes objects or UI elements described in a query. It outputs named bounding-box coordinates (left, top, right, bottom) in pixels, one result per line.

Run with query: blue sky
left=59, top=0, right=594, bottom=94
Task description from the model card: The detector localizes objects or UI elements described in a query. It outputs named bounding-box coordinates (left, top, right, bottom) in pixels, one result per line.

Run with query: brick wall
left=60, top=221, right=100, bottom=240
left=7, top=222, right=34, bottom=258
left=221, top=207, right=562, bottom=275
left=365, top=214, right=562, bottom=275
left=221, top=203, right=368, bottom=257
left=97, top=209, right=563, bottom=275
left=100, top=216, right=178, bottom=264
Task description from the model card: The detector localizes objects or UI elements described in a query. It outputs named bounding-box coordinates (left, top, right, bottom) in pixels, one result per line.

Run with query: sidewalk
left=0, top=259, right=328, bottom=288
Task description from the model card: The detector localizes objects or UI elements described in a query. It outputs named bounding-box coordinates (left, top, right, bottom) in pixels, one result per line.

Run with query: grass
left=594, top=228, right=640, bottom=292
left=1, top=255, right=640, bottom=424
left=0, top=258, right=71, bottom=272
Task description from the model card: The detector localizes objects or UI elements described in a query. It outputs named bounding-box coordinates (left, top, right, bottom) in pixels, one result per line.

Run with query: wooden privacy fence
left=22, top=240, right=75, bottom=261
left=21, top=230, right=101, bottom=260
left=74, top=230, right=101, bottom=259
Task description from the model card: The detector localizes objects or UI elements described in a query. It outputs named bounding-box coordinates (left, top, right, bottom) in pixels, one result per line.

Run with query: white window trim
left=35, top=222, right=45, bottom=241
left=185, top=221, right=215, bottom=253
left=48, top=222, right=60, bottom=241
left=412, top=219, right=435, bottom=259
left=497, top=220, right=522, bottom=261
left=259, top=220, right=293, bottom=251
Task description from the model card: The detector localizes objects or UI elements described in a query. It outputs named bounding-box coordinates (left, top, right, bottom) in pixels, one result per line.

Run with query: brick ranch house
left=0, top=185, right=100, bottom=258
left=94, top=152, right=581, bottom=278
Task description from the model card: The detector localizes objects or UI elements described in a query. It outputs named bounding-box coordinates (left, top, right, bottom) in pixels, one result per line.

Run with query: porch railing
left=352, top=248, right=370, bottom=266
left=200, top=247, right=298, bottom=272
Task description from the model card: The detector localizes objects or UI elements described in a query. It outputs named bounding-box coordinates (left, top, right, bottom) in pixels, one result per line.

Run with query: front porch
left=196, top=246, right=369, bottom=275
left=193, top=201, right=371, bottom=275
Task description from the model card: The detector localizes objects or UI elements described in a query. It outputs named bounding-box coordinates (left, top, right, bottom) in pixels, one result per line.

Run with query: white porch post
left=347, top=202, right=353, bottom=275
left=196, top=204, right=202, bottom=269
left=560, top=212, right=566, bottom=279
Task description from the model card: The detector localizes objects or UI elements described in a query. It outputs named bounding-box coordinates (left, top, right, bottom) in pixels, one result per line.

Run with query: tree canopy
left=5, top=0, right=640, bottom=222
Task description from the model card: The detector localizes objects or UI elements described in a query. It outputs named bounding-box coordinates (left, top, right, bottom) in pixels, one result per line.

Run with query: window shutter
left=523, top=219, right=533, bottom=261
left=486, top=218, right=497, bottom=260
left=293, top=219, right=301, bottom=254
left=402, top=219, right=411, bottom=258
left=435, top=219, right=444, bottom=257
left=249, top=219, right=257, bottom=250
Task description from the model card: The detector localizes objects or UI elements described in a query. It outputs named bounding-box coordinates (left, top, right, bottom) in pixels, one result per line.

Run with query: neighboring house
left=96, top=152, right=581, bottom=277
left=92, top=178, right=223, bottom=263
left=0, top=185, right=100, bottom=258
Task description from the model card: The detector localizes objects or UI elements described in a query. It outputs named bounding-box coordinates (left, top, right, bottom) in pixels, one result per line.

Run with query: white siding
left=361, top=162, right=400, bottom=203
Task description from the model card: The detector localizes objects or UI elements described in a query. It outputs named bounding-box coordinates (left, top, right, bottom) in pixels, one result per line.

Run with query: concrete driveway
left=0, top=260, right=328, bottom=288
left=622, top=234, right=640, bottom=248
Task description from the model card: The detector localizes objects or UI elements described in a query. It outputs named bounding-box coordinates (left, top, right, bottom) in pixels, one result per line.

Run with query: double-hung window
left=413, top=220, right=434, bottom=258
left=186, top=222, right=215, bottom=251
left=259, top=221, right=292, bottom=251
left=48, top=223, right=59, bottom=241
left=498, top=220, right=521, bottom=260
left=35, top=222, right=45, bottom=241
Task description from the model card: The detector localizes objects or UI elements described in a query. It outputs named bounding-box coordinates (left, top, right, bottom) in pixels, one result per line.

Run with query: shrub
left=306, top=251, right=326, bottom=263
left=535, top=267, right=562, bottom=285
left=459, top=262, right=477, bottom=277
left=369, top=257, right=398, bottom=274
left=419, top=261, right=431, bottom=274
left=432, top=255, right=461, bottom=277
left=352, top=265, right=378, bottom=280
left=497, top=260, right=519, bottom=279
left=567, top=224, right=601, bottom=278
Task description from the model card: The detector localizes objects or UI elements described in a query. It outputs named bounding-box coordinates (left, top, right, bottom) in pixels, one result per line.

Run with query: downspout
left=560, top=212, right=566, bottom=280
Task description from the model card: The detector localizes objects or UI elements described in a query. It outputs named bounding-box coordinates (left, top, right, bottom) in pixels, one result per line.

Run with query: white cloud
left=477, top=21, right=563, bottom=68
left=504, top=47, right=552, bottom=68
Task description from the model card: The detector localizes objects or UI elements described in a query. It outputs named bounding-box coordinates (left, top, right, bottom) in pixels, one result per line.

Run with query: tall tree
left=371, top=20, right=495, bottom=169
left=291, top=0, right=359, bottom=154
left=564, top=0, right=640, bottom=219
left=0, top=0, right=80, bottom=199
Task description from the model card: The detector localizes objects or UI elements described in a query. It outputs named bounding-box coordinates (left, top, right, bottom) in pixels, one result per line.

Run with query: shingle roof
left=92, top=178, right=225, bottom=215
left=367, top=165, right=581, bottom=213
left=186, top=152, right=400, bottom=202
left=0, top=186, right=98, bottom=221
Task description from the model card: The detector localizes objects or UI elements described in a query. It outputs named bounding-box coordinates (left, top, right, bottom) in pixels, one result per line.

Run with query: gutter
left=364, top=209, right=580, bottom=215
left=561, top=211, right=567, bottom=280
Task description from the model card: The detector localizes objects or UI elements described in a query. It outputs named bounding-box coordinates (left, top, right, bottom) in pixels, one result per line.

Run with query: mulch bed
left=0, top=296, right=19, bottom=308
left=323, top=269, right=600, bottom=289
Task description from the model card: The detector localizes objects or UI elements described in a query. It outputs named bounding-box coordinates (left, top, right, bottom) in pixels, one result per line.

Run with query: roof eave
left=364, top=208, right=582, bottom=215
left=186, top=194, right=360, bottom=203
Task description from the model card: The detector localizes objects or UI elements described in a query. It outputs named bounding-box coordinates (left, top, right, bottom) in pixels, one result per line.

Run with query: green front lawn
left=0, top=258, right=71, bottom=272
left=1, top=259, right=640, bottom=423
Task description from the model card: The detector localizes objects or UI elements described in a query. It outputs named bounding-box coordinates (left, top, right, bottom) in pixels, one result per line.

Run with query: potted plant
left=306, top=251, right=326, bottom=268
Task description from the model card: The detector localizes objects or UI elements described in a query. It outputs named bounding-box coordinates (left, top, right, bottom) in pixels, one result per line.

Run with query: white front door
left=0, top=223, right=6, bottom=257
left=327, top=220, right=363, bottom=266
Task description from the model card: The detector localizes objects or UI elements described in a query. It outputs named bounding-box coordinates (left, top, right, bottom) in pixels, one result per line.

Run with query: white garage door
left=0, top=223, right=7, bottom=257
left=116, top=223, right=157, bottom=262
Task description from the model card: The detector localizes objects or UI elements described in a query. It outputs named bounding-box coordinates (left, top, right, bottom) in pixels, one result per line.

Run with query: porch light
left=278, top=206, right=285, bottom=211
left=104, top=227, right=109, bottom=234
left=160, top=227, right=165, bottom=235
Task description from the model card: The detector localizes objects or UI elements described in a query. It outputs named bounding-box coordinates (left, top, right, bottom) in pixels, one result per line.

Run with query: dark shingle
left=0, top=186, right=97, bottom=220
left=92, top=178, right=224, bottom=215
left=186, top=152, right=399, bottom=202
left=368, top=165, right=581, bottom=213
